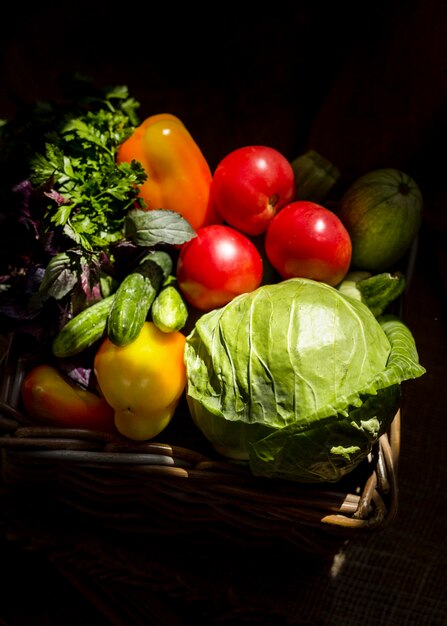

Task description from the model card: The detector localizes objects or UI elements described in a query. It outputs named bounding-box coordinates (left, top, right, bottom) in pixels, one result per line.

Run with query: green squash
left=337, top=168, right=423, bottom=272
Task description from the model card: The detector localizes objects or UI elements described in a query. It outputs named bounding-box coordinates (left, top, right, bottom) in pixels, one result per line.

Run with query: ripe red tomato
left=210, top=146, right=296, bottom=236
left=264, top=201, right=352, bottom=286
left=176, top=224, right=263, bottom=311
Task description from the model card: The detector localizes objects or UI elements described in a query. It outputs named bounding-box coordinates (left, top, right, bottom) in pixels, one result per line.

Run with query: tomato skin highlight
left=210, top=146, right=296, bottom=236
left=264, top=201, right=352, bottom=286
left=21, top=364, right=116, bottom=432
left=176, top=224, right=263, bottom=311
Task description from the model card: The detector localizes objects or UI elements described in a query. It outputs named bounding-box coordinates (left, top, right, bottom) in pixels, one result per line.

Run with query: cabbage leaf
left=185, top=278, right=425, bottom=482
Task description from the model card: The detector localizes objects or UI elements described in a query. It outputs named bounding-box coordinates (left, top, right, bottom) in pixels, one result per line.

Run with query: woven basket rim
left=0, top=330, right=400, bottom=541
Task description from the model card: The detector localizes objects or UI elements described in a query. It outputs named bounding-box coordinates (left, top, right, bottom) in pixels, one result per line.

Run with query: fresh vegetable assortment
left=0, top=80, right=426, bottom=483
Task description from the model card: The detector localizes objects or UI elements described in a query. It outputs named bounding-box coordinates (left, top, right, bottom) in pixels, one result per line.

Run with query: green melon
left=337, top=168, right=423, bottom=272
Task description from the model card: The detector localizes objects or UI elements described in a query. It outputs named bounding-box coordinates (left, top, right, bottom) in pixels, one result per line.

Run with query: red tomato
left=176, top=224, right=263, bottom=311
left=210, top=146, right=296, bottom=236
left=264, top=201, right=352, bottom=286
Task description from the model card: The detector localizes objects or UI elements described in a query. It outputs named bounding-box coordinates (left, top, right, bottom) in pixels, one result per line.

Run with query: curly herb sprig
left=30, top=86, right=147, bottom=252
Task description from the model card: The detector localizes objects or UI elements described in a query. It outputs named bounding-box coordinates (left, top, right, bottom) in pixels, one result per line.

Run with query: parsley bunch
left=30, top=85, right=147, bottom=252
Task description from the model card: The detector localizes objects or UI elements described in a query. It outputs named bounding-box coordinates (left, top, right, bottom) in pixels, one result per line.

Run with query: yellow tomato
left=94, top=322, right=186, bottom=440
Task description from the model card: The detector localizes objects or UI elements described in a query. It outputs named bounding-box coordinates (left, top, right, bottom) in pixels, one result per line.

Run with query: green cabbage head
left=184, top=278, right=425, bottom=482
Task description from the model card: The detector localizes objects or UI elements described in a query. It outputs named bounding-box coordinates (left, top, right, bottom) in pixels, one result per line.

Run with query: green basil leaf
left=125, top=208, right=196, bottom=247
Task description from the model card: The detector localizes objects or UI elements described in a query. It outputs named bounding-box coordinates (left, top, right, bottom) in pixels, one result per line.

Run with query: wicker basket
left=0, top=330, right=400, bottom=559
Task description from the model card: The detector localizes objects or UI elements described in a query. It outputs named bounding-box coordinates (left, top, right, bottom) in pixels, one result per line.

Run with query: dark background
left=1, top=1, right=445, bottom=175
left=1, top=2, right=445, bottom=236
left=1, top=2, right=446, bottom=624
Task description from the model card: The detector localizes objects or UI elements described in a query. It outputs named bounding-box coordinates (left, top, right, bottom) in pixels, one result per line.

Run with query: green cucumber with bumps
left=151, top=279, right=189, bottom=333
left=338, top=271, right=406, bottom=317
left=52, top=295, right=115, bottom=358
left=107, top=251, right=173, bottom=346
left=290, top=149, right=340, bottom=203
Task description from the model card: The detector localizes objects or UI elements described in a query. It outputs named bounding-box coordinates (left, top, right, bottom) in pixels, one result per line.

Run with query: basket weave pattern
left=0, top=332, right=400, bottom=556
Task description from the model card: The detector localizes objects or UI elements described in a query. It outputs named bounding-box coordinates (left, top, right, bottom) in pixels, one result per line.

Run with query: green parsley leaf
left=29, top=85, right=146, bottom=253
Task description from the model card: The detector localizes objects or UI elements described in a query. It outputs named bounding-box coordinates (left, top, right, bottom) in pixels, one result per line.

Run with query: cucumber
left=107, top=251, right=173, bottom=346
left=338, top=271, right=406, bottom=317
left=151, top=281, right=189, bottom=333
left=52, top=295, right=115, bottom=358
left=290, top=149, right=340, bottom=203
left=356, top=271, right=406, bottom=317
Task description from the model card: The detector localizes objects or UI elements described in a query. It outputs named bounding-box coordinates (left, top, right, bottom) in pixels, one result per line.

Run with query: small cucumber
left=151, top=281, right=189, bottom=333
left=291, top=149, right=340, bottom=203
left=356, top=271, right=406, bottom=317
left=107, top=251, right=173, bottom=346
left=338, top=271, right=406, bottom=317
left=52, top=295, right=115, bottom=358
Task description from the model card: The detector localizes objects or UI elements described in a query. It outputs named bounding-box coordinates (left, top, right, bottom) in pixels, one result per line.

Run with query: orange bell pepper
left=117, top=113, right=220, bottom=230
left=21, top=364, right=116, bottom=433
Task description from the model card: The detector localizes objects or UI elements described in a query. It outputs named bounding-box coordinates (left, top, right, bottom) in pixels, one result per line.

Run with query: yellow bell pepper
left=93, top=321, right=186, bottom=441
left=117, top=113, right=220, bottom=230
